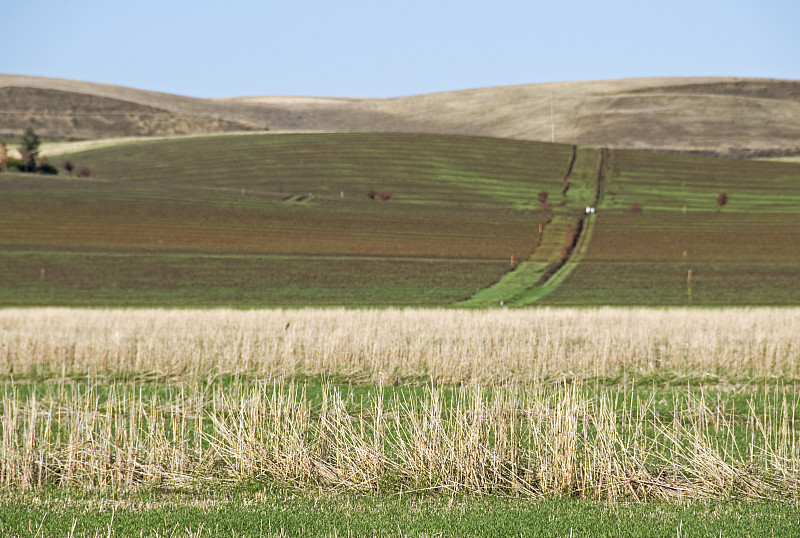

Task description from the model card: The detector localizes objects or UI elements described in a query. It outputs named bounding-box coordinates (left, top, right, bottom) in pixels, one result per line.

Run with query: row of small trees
left=0, top=127, right=57, bottom=174
left=628, top=194, right=728, bottom=214
left=366, top=189, right=391, bottom=201
left=539, top=189, right=728, bottom=214
left=0, top=127, right=89, bottom=176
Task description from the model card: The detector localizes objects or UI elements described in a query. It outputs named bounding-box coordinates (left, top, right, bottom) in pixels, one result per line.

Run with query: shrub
left=538, top=191, right=549, bottom=204
left=366, top=189, right=376, bottom=199
left=378, top=192, right=392, bottom=201
left=18, top=127, right=40, bottom=172
left=38, top=163, right=58, bottom=175
left=716, top=192, right=728, bottom=211
left=628, top=203, right=643, bottom=214
left=77, top=168, right=91, bottom=178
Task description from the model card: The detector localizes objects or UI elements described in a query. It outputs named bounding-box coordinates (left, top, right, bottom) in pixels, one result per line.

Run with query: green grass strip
left=2, top=488, right=798, bottom=537
left=513, top=212, right=596, bottom=305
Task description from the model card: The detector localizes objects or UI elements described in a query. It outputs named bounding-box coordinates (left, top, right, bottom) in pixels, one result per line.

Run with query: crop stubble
left=1, top=308, right=799, bottom=500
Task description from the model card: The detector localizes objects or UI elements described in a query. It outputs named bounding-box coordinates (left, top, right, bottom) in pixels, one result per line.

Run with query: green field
left=536, top=150, right=800, bottom=305
left=3, top=485, right=799, bottom=537
left=4, top=132, right=798, bottom=306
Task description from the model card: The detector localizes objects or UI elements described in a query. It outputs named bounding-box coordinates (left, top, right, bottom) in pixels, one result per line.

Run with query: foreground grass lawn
left=3, top=487, right=799, bottom=537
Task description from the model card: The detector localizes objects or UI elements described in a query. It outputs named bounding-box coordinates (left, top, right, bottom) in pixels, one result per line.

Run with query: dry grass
left=3, top=74, right=800, bottom=154
left=1, top=379, right=798, bottom=501
left=1, top=308, right=797, bottom=384
left=2, top=307, right=798, bottom=500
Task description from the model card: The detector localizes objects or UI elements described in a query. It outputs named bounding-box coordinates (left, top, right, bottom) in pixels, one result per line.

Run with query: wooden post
left=40, top=268, right=46, bottom=281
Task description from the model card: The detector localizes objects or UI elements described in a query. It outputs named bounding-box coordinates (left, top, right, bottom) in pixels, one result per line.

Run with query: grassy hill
left=2, top=131, right=798, bottom=307
left=2, top=74, right=800, bottom=156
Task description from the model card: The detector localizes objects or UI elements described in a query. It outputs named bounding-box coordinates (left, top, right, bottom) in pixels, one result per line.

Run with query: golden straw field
left=2, top=307, right=798, bottom=383
left=1, top=308, right=799, bottom=502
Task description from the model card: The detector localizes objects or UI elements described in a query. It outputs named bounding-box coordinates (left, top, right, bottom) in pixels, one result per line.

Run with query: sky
left=2, top=0, right=798, bottom=98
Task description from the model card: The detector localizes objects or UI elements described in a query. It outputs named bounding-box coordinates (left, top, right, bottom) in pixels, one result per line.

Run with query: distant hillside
left=2, top=74, right=799, bottom=155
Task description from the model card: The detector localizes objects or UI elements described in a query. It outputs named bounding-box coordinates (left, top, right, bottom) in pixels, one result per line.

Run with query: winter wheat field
left=1, top=307, right=799, bottom=536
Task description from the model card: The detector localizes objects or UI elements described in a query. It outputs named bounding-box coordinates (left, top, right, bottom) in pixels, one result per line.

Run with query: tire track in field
left=458, top=145, right=592, bottom=307
left=509, top=147, right=609, bottom=305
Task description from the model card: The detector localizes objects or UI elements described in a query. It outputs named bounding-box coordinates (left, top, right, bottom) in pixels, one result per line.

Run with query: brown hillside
left=2, top=74, right=799, bottom=155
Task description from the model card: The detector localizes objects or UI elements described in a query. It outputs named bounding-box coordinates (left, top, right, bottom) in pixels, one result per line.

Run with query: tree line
left=0, top=127, right=89, bottom=177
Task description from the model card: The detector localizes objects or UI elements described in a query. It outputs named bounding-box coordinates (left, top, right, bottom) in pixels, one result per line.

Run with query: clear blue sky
left=2, top=0, right=798, bottom=98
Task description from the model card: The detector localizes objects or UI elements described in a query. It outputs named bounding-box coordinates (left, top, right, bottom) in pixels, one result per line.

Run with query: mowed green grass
left=539, top=150, right=800, bottom=305
left=4, top=487, right=799, bottom=537
left=0, top=133, right=573, bottom=306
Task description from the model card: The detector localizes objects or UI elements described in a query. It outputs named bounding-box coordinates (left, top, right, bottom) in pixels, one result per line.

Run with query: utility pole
left=550, top=91, right=555, bottom=143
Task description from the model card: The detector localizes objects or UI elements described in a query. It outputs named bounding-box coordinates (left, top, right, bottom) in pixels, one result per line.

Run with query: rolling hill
left=2, top=74, right=800, bottom=307
left=1, top=132, right=799, bottom=307
left=2, top=74, right=800, bottom=155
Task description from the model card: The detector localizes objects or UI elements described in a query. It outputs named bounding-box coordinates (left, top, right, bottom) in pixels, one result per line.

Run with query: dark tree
left=63, top=161, right=74, bottom=176
left=37, top=155, right=57, bottom=175
left=18, top=127, right=40, bottom=172
left=716, top=192, right=728, bottom=211
left=538, top=191, right=549, bottom=205
left=366, top=189, right=376, bottom=199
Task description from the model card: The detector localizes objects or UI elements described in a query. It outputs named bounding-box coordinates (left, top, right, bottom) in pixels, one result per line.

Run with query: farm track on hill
left=463, top=146, right=605, bottom=306
left=539, top=150, right=800, bottom=305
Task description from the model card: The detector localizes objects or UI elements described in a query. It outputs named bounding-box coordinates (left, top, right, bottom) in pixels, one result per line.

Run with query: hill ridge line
left=3, top=74, right=800, bottom=155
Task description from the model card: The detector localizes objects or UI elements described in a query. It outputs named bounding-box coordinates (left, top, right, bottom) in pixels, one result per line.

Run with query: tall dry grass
left=2, top=308, right=798, bottom=499
left=1, top=380, right=798, bottom=500
left=0, top=308, right=798, bottom=383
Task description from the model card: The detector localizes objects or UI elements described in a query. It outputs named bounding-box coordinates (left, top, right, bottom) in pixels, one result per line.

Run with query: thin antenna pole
left=550, top=91, right=555, bottom=143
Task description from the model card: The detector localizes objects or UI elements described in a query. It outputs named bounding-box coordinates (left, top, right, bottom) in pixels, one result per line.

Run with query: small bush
left=378, top=192, right=392, bottom=201
left=366, top=189, right=376, bottom=199
left=628, top=203, right=643, bottom=214
left=716, top=192, right=728, bottom=211
left=77, top=168, right=91, bottom=178
left=38, top=163, right=58, bottom=175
